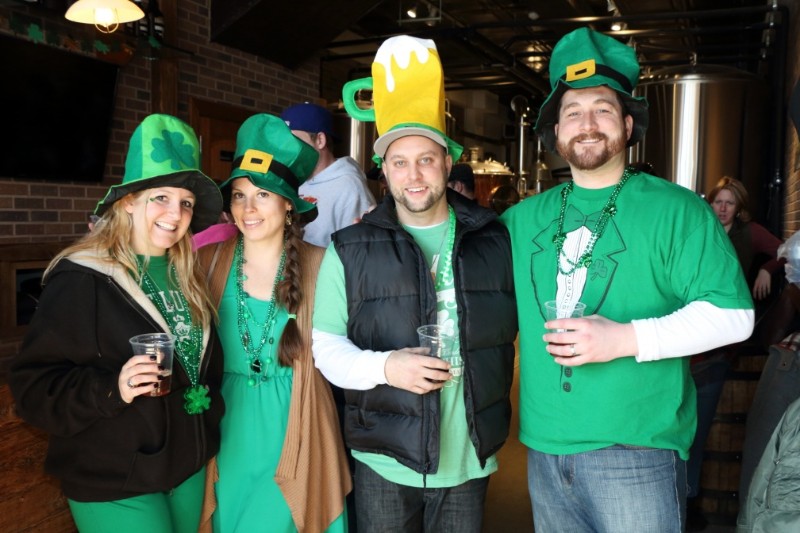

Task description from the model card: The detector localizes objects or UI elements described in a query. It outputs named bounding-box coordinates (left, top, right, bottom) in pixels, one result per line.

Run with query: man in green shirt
left=501, top=27, right=754, bottom=532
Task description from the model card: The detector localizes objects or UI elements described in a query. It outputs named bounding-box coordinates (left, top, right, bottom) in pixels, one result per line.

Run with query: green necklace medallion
left=234, top=235, right=286, bottom=387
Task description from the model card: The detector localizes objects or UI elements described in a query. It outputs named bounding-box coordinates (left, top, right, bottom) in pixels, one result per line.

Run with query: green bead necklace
left=432, top=206, right=456, bottom=290
left=234, top=235, right=286, bottom=387
left=139, top=265, right=209, bottom=415
left=553, top=166, right=634, bottom=275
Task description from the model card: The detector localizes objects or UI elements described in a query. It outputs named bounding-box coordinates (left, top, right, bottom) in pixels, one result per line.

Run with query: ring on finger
left=570, top=344, right=577, bottom=357
left=127, top=377, right=135, bottom=388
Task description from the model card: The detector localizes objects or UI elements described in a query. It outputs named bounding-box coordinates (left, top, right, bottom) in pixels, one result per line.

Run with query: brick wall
left=2, top=2, right=799, bottom=238
left=0, top=0, right=322, bottom=245
left=0, top=181, right=108, bottom=243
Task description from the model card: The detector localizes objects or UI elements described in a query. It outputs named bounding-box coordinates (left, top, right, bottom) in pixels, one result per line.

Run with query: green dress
left=212, top=265, right=347, bottom=532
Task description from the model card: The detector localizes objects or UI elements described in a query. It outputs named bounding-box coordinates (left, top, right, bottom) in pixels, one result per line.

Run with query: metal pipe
left=766, top=5, right=788, bottom=234
left=321, top=4, right=783, bottom=104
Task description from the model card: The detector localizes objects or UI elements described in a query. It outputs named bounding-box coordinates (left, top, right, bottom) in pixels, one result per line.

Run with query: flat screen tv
left=0, top=33, right=118, bottom=182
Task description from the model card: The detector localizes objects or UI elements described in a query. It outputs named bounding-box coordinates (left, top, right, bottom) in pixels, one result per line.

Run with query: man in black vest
left=312, top=35, right=518, bottom=533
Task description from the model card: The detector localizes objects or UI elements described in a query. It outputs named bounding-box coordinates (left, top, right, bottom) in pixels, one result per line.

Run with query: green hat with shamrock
left=94, top=114, right=222, bottom=233
left=534, top=27, right=649, bottom=153
left=219, top=113, right=318, bottom=216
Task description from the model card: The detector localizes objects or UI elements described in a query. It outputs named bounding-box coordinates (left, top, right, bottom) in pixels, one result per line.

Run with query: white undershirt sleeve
left=312, top=328, right=392, bottom=390
left=631, top=301, right=754, bottom=362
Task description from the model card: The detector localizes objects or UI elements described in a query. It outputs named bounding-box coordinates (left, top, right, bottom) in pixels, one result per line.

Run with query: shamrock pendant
left=183, top=385, right=210, bottom=415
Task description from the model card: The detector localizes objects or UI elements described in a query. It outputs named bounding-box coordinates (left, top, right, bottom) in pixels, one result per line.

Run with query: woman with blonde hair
left=707, top=176, right=782, bottom=300
left=10, top=114, right=225, bottom=533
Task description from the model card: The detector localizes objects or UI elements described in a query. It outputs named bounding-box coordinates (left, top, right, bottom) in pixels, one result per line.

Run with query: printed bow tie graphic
left=562, top=205, right=602, bottom=233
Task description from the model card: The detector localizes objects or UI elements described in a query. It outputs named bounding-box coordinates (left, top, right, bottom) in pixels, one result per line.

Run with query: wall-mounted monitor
left=0, top=33, right=118, bottom=182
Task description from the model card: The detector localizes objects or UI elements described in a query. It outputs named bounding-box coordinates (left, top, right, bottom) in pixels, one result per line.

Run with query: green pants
left=68, top=466, right=205, bottom=533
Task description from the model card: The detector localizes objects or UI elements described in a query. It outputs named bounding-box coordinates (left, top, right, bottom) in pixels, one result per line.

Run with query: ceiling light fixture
left=65, top=0, right=145, bottom=34
left=399, top=0, right=442, bottom=25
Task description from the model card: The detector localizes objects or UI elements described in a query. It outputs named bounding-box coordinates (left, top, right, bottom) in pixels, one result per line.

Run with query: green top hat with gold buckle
left=342, top=35, right=463, bottom=164
left=534, top=27, right=649, bottom=153
left=219, top=113, right=318, bottom=216
left=94, top=113, right=222, bottom=233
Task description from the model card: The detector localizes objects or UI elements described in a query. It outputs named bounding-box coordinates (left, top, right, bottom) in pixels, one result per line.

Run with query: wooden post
left=152, top=0, right=178, bottom=115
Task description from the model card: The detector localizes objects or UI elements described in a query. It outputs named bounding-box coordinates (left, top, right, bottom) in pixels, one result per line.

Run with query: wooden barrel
left=697, top=350, right=767, bottom=526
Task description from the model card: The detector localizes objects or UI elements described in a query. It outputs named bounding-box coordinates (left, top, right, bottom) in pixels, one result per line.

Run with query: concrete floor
left=482, top=357, right=533, bottom=532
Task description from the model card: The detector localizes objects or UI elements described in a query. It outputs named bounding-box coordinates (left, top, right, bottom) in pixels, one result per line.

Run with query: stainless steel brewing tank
left=630, top=65, right=768, bottom=200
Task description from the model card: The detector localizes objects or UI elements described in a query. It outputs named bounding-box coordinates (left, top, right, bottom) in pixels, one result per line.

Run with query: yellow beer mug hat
left=343, top=35, right=463, bottom=163
left=534, top=27, right=649, bottom=153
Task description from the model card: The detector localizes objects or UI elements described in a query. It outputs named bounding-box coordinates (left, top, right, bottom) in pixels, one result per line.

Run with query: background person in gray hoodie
left=282, top=102, right=375, bottom=247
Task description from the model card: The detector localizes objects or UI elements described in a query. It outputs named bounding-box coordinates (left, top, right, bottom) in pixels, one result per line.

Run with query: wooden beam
left=152, top=0, right=178, bottom=115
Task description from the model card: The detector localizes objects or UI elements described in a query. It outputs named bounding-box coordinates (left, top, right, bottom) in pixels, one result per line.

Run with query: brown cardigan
left=197, top=236, right=351, bottom=533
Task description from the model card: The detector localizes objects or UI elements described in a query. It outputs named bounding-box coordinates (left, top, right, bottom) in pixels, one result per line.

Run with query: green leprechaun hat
left=94, top=114, right=222, bottom=233
left=534, top=27, right=649, bottom=153
left=219, top=114, right=319, bottom=217
left=342, top=35, right=463, bottom=164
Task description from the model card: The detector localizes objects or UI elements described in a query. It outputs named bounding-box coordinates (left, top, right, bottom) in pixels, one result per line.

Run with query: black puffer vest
left=332, top=191, right=518, bottom=474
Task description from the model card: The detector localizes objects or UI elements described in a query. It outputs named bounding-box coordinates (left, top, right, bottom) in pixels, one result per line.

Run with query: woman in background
left=198, top=113, right=350, bottom=533
left=708, top=176, right=783, bottom=300
left=10, top=114, right=225, bottom=533
left=686, top=176, right=783, bottom=530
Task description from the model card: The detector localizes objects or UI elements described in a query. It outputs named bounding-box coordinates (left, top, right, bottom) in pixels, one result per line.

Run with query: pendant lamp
left=65, top=0, right=145, bottom=34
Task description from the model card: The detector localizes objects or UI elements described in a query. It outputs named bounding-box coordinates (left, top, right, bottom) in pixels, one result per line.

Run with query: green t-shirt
left=313, top=220, right=497, bottom=488
left=137, top=255, right=194, bottom=344
left=500, top=172, right=753, bottom=460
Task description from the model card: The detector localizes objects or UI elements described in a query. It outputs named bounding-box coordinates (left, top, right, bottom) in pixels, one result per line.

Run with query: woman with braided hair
left=196, top=114, right=350, bottom=533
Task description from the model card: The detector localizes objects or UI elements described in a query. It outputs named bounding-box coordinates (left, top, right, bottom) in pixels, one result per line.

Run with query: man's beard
left=556, top=132, right=626, bottom=171
left=390, top=180, right=446, bottom=214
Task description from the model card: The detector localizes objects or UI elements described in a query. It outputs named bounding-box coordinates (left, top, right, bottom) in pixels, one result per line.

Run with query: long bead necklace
left=432, top=206, right=456, bottom=290
left=234, top=235, right=286, bottom=387
left=552, top=166, right=634, bottom=275
left=139, top=265, right=209, bottom=415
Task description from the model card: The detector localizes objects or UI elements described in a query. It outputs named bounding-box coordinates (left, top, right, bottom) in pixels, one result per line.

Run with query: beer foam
left=375, top=36, right=437, bottom=92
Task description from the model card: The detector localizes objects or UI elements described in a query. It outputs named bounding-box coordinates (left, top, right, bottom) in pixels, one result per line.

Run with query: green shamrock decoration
left=45, top=31, right=60, bottom=47
left=9, top=15, right=25, bottom=34
left=151, top=130, right=195, bottom=171
left=94, top=40, right=110, bottom=54
left=27, top=23, right=44, bottom=43
left=183, top=385, right=210, bottom=415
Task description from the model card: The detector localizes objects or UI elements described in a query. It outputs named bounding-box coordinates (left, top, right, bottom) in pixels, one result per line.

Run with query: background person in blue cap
left=195, top=113, right=351, bottom=533
left=501, top=27, right=754, bottom=531
left=10, top=114, right=225, bottom=533
left=282, top=102, right=375, bottom=248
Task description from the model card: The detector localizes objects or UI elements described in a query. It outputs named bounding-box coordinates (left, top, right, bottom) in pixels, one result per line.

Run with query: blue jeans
left=527, top=446, right=686, bottom=533
left=354, top=461, right=489, bottom=533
